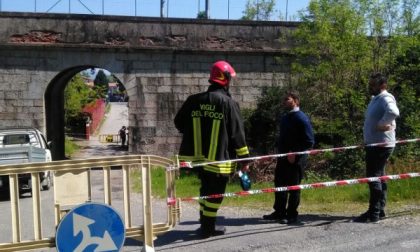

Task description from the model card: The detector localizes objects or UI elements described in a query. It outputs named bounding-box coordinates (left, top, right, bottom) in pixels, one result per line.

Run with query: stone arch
left=45, top=65, right=131, bottom=160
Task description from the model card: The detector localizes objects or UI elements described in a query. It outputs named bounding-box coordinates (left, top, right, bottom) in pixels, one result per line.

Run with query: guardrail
left=0, top=155, right=180, bottom=251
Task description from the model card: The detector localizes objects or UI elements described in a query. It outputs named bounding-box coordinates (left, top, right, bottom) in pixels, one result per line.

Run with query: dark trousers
left=198, top=170, right=229, bottom=230
left=273, top=155, right=308, bottom=218
left=365, top=146, right=393, bottom=217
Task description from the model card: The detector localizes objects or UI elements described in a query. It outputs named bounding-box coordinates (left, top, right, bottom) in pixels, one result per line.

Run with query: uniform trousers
left=198, top=170, right=229, bottom=230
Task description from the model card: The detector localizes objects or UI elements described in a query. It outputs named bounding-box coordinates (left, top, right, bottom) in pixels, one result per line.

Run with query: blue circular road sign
left=56, top=202, right=125, bottom=252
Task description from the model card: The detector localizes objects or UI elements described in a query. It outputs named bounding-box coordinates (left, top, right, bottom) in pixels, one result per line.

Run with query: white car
left=0, top=127, right=52, bottom=194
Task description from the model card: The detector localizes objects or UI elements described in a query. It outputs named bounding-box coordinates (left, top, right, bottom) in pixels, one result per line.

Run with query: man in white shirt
left=354, top=73, right=399, bottom=223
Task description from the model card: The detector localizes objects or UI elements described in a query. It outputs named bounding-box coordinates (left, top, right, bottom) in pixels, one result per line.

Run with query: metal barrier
left=0, top=155, right=180, bottom=251
left=98, top=134, right=121, bottom=143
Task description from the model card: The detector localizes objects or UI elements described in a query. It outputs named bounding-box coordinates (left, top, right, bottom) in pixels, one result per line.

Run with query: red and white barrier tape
left=167, top=172, right=420, bottom=205
left=174, top=138, right=420, bottom=170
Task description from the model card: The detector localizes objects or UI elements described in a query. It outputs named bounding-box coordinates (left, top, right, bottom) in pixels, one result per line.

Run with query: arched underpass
left=45, top=66, right=95, bottom=160
left=45, top=66, right=130, bottom=160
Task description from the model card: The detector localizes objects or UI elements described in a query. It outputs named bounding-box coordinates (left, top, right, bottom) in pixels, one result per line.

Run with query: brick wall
left=83, top=99, right=106, bottom=136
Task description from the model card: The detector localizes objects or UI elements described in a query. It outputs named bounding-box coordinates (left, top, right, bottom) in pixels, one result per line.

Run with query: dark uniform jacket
left=174, top=84, right=249, bottom=174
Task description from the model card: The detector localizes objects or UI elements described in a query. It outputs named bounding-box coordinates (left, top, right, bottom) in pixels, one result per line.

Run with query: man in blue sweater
left=354, top=73, right=399, bottom=223
left=263, top=91, right=314, bottom=224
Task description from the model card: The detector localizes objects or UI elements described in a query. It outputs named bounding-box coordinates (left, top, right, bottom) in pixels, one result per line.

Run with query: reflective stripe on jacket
left=174, top=85, right=249, bottom=174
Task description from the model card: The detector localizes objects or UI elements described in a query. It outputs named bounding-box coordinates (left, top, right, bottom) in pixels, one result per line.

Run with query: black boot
left=200, top=216, right=226, bottom=239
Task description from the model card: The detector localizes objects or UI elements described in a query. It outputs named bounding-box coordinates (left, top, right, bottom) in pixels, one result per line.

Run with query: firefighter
left=174, top=60, right=250, bottom=238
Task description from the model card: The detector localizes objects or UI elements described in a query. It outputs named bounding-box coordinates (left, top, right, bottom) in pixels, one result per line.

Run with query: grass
left=131, top=167, right=420, bottom=215
left=64, top=137, right=80, bottom=157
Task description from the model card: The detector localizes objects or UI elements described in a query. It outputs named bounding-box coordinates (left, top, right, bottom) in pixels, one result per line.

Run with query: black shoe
left=200, top=225, right=226, bottom=239
left=279, top=218, right=288, bottom=224
left=263, top=212, right=283, bottom=221
left=379, top=210, right=386, bottom=219
left=353, top=211, right=379, bottom=223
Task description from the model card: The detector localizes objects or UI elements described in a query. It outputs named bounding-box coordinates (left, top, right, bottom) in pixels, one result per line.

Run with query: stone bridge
left=0, top=12, right=297, bottom=160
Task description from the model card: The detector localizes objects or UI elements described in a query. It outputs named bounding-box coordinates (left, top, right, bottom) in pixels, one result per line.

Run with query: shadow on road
left=80, top=144, right=128, bottom=151
left=0, top=191, right=34, bottom=201
left=151, top=214, right=354, bottom=250
left=70, top=140, right=128, bottom=160
left=0, top=193, right=10, bottom=201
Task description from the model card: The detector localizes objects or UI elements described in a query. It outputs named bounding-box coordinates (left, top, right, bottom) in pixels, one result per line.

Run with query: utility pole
left=285, top=0, right=289, bottom=21
left=205, top=0, right=209, bottom=19
left=256, top=0, right=259, bottom=21
left=228, top=0, right=230, bottom=19
left=160, top=0, right=165, bottom=18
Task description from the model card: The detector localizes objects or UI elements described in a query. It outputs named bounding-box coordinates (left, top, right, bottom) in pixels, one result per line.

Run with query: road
left=2, top=190, right=419, bottom=251
left=100, top=102, right=129, bottom=136
left=71, top=102, right=129, bottom=159
left=1, top=102, right=420, bottom=251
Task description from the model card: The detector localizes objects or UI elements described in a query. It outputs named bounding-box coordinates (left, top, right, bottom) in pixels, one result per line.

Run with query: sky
left=0, top=0, right=310, bottom=21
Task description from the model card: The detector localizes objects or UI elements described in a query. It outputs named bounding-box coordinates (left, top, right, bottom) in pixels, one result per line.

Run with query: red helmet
left=209, top=60, right=236, bottom=86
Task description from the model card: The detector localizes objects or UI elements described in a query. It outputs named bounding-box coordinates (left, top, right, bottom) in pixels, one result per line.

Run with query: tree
left=197, top=11, right=207, bottom=19
left=94, top=69, right=108, bottom=88
left=246, top=86, right=286, bottom=155
left=64, top=73, right=97, bottom=132
left=244, top=0, right=419, bottom=179
left=65, top=74, right=95, bottom=117
left=241, top=0, right=276, bottom=21
left=292, top=0, right=370, bottom=145
left=400, top=0, right=420, bottom=36
left=64, top=73, right=101, bottom=137
left=389, top=40, right=420, bottom=159
left=93, top=69, right=109, bottom=98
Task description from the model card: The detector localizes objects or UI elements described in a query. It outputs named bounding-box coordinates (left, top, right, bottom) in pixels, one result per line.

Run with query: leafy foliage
left=244, top=0, right=420, bottom=180
left=93, top=70, right=109, bottom=98
left=389, top=39, right=420, bottom=160
left=64, top=74, right=96, bottom=119
left=197, top=11, right=207, bottom=19
left=64, top=73, right=98, bottom=136
left=245, top=86, right=285, bottom=155
left=241, top=0, right=276, bottom=21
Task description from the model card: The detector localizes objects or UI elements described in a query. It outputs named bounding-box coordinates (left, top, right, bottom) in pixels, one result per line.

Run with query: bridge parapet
left=0, top=12, right=297, bottom=52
